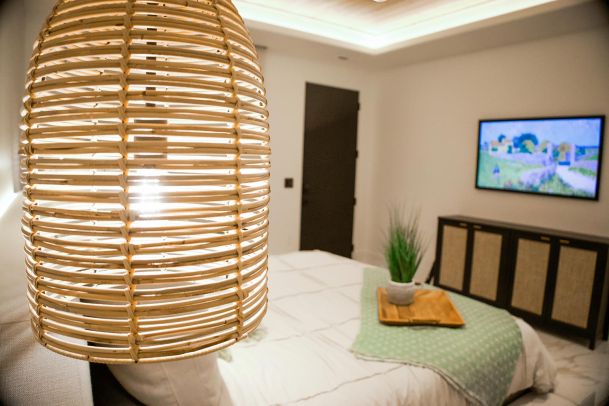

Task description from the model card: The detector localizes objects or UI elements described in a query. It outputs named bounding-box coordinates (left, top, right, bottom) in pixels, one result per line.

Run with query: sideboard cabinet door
left=437, top=221, right=468, bottom=293
left=509, top=233, right=552, bottom=319
left=551, top=240, right=600, bottom=330
left=468, top=225, right=506, bottom=304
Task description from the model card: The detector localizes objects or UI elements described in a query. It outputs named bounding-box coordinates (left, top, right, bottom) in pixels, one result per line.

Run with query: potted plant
left=385, top=209, right=426, bottom=306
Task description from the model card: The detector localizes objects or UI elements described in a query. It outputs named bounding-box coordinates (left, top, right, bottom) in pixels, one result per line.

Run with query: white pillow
left=108, top=353, right=232, bottom=406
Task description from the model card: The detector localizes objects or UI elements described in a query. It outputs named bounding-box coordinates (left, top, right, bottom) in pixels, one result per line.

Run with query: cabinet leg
left=589, top=336, right=596, bottom=351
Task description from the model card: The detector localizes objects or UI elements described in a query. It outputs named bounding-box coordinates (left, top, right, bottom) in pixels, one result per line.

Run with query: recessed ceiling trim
left=235, top=0, right=589, bottom=55
left=235, top=2, right=373, bottom=50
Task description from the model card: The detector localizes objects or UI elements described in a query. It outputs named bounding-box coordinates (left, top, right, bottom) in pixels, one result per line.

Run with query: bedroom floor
left=511, top=331, right=609, bottom=406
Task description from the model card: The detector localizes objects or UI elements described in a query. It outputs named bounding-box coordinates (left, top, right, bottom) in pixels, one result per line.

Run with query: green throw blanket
left=351, top=268, right=522, bottom=406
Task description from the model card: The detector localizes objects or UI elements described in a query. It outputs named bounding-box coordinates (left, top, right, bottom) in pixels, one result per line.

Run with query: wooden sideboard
left=431, top=215, right=609, bottom=349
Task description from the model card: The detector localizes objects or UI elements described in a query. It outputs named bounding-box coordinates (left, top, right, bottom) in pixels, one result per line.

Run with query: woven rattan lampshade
left=19, top=0, right=270, bottom=363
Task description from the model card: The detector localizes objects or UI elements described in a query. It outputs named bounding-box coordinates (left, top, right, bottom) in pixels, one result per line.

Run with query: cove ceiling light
left=233, top=0, right=562, bottom=54
left=20, top=0, right=270, bottom=363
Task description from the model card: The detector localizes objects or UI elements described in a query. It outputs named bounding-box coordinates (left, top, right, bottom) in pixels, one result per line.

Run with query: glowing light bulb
left=135, top=169, right=161, bottom=213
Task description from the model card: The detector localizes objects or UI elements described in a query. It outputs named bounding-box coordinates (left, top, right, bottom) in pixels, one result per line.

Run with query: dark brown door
left=300, top=83, right=359, bottom=258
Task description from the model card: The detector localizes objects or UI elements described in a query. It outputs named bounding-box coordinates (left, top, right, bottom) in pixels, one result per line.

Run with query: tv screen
left=476, top=116, right=605, bottom=200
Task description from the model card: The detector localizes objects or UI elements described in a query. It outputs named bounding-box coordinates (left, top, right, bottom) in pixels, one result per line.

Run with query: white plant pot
left=386, top=280, right=416, bottom=306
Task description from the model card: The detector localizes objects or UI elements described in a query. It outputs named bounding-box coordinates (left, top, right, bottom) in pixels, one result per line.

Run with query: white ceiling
left=233, top=0, right=593, bottom=54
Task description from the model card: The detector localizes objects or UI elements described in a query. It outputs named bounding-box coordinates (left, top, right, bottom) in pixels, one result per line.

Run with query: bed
left=213, top=250, right=556, bottom=405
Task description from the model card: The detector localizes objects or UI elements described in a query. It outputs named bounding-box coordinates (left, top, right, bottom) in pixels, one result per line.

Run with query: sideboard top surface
left=440, top=215, right=609, bottom=245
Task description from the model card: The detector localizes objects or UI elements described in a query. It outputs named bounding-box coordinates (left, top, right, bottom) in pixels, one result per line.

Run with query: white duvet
left=219, top=251, right=556, bottom=406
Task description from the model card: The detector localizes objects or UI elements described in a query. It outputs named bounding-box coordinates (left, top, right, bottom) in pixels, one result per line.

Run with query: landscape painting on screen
left=477, top=117, right=604, bottom=199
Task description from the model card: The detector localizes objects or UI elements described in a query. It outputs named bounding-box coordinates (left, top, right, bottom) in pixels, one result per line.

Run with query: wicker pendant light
left=19, top=0, right=270, bottom=363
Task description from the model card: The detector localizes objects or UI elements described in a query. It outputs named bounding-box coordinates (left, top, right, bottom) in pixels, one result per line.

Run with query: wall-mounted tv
left=476, top=116, right=605, bottom=200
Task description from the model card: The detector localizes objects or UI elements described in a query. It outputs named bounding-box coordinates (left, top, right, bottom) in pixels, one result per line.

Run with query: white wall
left=371, top=27, right=609, bottom=277
left=263, top=49, right=382, bottom=261
left=0, top=0, right=25, bottom=202
left=0, top=0, right=56, bottom=215
left=1, top=0, right=607, bottom=274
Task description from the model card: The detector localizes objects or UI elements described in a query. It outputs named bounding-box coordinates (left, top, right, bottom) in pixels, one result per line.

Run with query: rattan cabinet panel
left=511, top=239, right=551, bottom=316
left=438, top=225, right=467, bottom=291
left=552, top=246, right=597, bottom=328
left=469, top=231, right=502, bottom=301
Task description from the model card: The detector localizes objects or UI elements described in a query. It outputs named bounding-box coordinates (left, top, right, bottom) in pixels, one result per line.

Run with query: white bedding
left=219, top=250, right=557, bottom=406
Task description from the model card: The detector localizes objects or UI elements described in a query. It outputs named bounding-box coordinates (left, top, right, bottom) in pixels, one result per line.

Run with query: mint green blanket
left=351, top=268, right=522, bottom=406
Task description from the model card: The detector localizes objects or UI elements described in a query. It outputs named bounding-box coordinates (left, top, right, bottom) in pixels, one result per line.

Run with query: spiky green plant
left=385, top=209, right=426, bottom=283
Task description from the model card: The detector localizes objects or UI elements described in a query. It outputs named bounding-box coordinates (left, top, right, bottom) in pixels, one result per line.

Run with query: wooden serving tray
left=377, top=288, right=465, bottom=327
